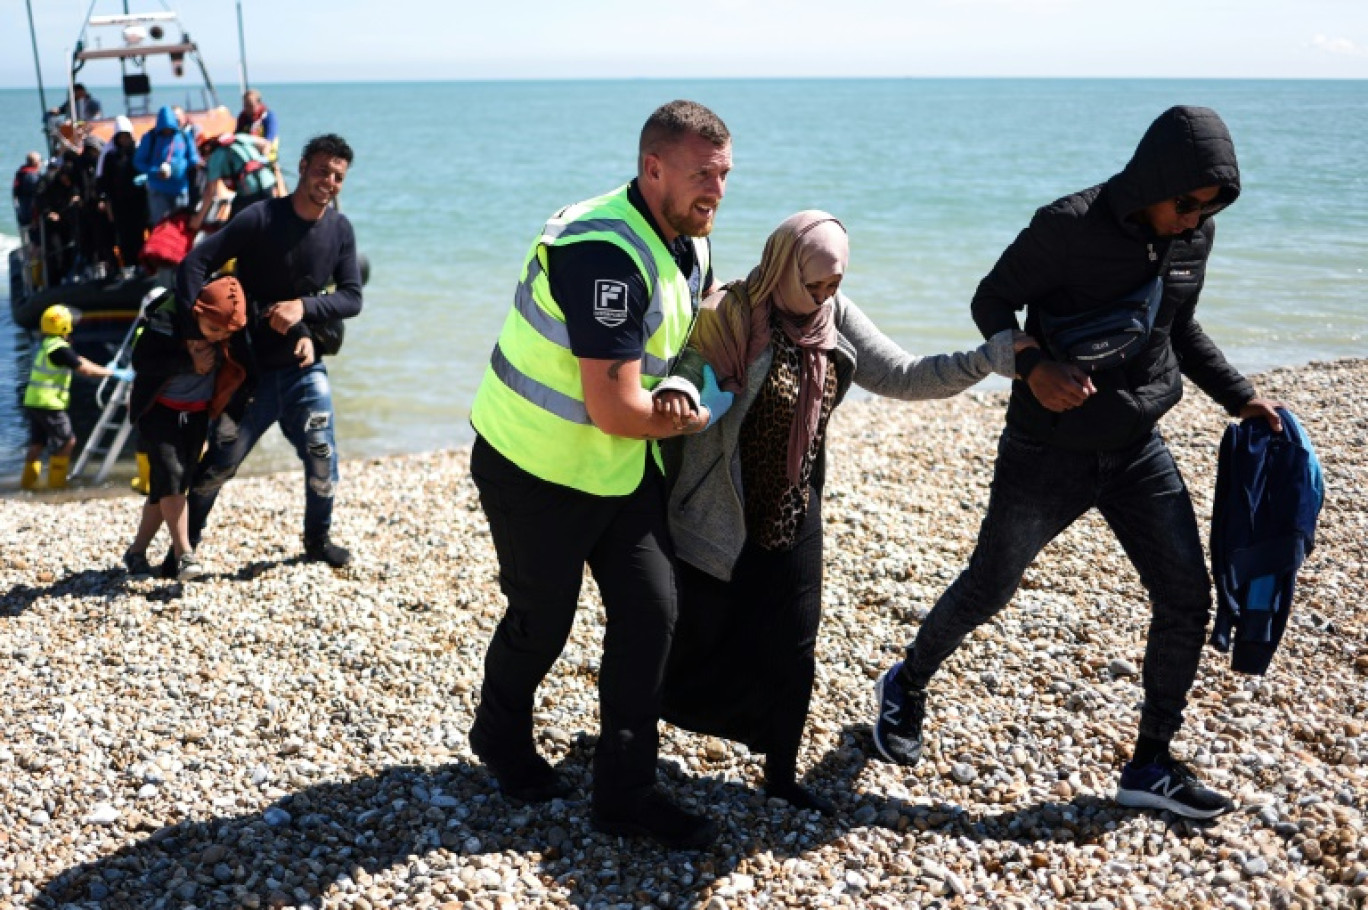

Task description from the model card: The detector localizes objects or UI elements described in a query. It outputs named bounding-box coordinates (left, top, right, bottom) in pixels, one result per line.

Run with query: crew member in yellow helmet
left=21, top=304, right=133, bottom=490
left=466, top=100, right=733, bottom=850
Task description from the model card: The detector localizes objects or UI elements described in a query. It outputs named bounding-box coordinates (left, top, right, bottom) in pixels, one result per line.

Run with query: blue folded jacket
left=1209, top=407, right=1324, bottom=675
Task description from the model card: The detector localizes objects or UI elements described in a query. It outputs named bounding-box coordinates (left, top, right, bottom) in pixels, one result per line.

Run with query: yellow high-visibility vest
left=471, top=184, right=706, bottom=495
left=23, top=336, right=73, bottom=410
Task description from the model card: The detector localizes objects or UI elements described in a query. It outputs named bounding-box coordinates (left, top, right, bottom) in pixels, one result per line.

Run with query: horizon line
left=3, top=73, right=1367, bottom=91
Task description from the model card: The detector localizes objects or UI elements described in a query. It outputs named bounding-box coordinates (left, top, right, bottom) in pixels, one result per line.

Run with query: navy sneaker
left=872, top=661, right=927, bottom=766
left=1115, top=756, right=1234, bottom=819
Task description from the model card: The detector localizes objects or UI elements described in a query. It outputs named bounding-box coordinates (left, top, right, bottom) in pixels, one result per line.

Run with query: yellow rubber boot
left=20, top=460, right=42, bottom=490
left=131, top=452, right=151, bottom=495
left=47, top=454, right=70, bottom=490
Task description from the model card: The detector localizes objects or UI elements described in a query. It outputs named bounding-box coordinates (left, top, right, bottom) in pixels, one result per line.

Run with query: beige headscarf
left=691, top=211, right=848, bottom=483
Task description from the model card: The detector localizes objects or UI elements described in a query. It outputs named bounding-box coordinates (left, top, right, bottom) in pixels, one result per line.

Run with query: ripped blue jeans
left=188, top=362, right=339, bottom=546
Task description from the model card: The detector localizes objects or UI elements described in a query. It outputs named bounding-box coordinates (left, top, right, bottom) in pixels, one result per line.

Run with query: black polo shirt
left=547, top=179, right=711, bottom=361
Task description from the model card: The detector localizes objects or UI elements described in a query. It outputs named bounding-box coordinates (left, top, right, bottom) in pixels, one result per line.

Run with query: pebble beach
left=1, top=358, right=1364, bottom=910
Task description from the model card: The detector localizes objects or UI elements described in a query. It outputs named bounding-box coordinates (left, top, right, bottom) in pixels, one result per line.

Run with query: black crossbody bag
left=1037, top=246, right=1172, bottom=373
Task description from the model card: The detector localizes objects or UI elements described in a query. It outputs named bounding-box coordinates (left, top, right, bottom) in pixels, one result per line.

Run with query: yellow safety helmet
left=40, top=304, right=75, bottom=337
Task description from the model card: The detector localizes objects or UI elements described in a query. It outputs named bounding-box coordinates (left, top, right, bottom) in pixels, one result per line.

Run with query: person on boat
left=188, top=133, right=279, bottom=233
left=34, top=152, right=84, bottom=284
left=75, top=135, right=118, bottom=278
left=176, top=133, right=362, bottom=571
left=174, top=107, right=206, bottom=213
left=466, top=100, right=728, bottom=850
left=50, top=83, right=103, bottom=122
left=236, top=90, right=280, bottom=161
left=96, top=117, right=149, bottom=271
left=11, top=151, right=42, bottom=245
left=134, top=105, right=201, bottom=226
left=121, top=277, right=248, bottom=581
left=655, top=212, right=1026, bottom=814
left=20, top=304, right=132, bottom=491
left=870, top=106, right=1284, bottom=820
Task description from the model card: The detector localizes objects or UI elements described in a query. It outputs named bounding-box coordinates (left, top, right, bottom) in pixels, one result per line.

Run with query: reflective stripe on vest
left=471, top=184, right=707, bottom=496
left=23, top=336, right=73, bottom=410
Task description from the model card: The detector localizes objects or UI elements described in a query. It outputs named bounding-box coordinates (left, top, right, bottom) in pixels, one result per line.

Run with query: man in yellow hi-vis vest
left=21, top=304, right=132, bottom=490
left=468, top=100, right=734, bottom=850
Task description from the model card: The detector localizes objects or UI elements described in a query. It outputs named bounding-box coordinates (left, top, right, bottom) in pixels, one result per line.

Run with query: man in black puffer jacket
left=873, top=106, right=1283, bottom=819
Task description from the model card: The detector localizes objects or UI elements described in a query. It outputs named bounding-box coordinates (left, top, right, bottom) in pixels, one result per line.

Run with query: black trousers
left=469, top=435, right=678, bottom=808
left=663, top=487, right=824, bottom=782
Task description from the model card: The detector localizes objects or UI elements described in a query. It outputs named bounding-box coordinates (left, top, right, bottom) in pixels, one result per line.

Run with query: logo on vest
left=594, top=280, right=629, bottom=328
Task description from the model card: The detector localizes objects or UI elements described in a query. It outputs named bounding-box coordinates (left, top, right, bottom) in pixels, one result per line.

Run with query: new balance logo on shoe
left=1151, top=774, right=1184, bottom=799
left=1116, top=757, right=1234, bottom=820
left=872, top=662, right=927, bottom=767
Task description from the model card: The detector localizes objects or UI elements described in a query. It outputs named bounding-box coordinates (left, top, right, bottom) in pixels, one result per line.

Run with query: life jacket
left=470, top=184, right=705, bottom=496
left=23, top=335, right=73, bottom=410
left=220, top=139, right=273, bottom=195
left=1209, top=407, right=1324, bottom=675
left=140, top=211, right=196, bottom=269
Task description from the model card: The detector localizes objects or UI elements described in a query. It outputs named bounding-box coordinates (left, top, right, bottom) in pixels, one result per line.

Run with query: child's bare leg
left=160, top=493, right=192, bottom=558
left=129, top=499, right=163, bottom=554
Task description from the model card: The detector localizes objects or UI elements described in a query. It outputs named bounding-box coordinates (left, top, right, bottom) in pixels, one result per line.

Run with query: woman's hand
left=654, top=390, right=698, bottom=431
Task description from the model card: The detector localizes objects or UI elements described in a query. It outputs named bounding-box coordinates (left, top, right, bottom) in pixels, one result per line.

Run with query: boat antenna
left=236, top=0, right=250, bottom=96
left=24, top=0, right=49, bottom=123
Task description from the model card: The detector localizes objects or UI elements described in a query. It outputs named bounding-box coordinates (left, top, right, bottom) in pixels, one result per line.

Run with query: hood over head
left=193, top=276, right=248, bottom=332
left=1107, top=106, right=1240, bottom=224
left=154, top=105, right=179, bottom=132
left=114, top=115, right=134, bottom=136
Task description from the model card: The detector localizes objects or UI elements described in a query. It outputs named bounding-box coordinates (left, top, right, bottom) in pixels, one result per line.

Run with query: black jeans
left=469, top=435, right=678, bottom=808
left=904, top=427, right=1211, bottom=742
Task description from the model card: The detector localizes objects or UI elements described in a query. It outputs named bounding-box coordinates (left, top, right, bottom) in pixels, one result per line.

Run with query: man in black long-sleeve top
left=176, top=134, right=362, bottom=568
left=872, top=107, right=1283, bottom=819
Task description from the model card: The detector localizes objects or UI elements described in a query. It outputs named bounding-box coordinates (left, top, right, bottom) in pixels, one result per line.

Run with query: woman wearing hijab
left=658, top=211, right=1033, bottom=812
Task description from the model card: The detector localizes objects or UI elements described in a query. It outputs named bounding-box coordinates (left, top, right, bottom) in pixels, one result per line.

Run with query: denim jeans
left=904, top=426, right=1211, bottom=742
left=188, top=362, right=339, bottom=546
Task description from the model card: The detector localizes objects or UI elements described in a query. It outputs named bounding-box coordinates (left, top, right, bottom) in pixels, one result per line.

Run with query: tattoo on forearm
left=606, top=358, right=633, bottom=382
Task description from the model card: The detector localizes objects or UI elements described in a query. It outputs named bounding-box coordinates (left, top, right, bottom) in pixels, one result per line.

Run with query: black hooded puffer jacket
left=971, top=105, right=1255, bottom=452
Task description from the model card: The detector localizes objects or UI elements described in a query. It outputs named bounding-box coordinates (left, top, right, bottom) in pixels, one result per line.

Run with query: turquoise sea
left=2, top=79, right=1366, bottom=483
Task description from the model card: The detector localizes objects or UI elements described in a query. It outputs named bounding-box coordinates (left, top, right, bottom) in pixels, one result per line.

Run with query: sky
left=4, top=0, right=1367, bottom=90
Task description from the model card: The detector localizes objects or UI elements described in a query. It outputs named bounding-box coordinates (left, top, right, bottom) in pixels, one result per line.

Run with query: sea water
left=2, top=79, right=1366, bottom=482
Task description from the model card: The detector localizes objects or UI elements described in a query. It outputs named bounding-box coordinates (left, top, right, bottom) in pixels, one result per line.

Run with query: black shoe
left=872, top=661, right=928, bottom=766
left=471, top=731, right=572, bottom=803
left=763, top=779, right=835, bottom=815
left=591, top=787, right=718, bottom=849
left=1115, top=756, right=1234, bottom=819
left=122, top=548, right=153, bottom=577
left=158, top=547, right=178, bottom=579
left=304, top=536, right=351, bottom=568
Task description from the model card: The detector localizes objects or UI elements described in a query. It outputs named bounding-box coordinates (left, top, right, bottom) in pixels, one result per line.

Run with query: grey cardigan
left=661, top=291, right=1016, bottom=581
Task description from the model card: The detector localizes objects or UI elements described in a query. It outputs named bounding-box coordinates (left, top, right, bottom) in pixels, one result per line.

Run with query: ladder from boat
left=71, top=287, right=167, bottom=483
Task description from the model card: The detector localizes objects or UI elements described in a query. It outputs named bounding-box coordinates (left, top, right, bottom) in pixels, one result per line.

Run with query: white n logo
left=1151, top=774, right=1182, bottom=799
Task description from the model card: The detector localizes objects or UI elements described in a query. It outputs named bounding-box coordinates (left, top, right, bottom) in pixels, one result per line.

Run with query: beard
left=661, top=192, right=717, bottom=238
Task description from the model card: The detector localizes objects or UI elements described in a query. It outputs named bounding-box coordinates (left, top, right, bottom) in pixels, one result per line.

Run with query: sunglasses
left=1173, top=194, right=1227, bottom=218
